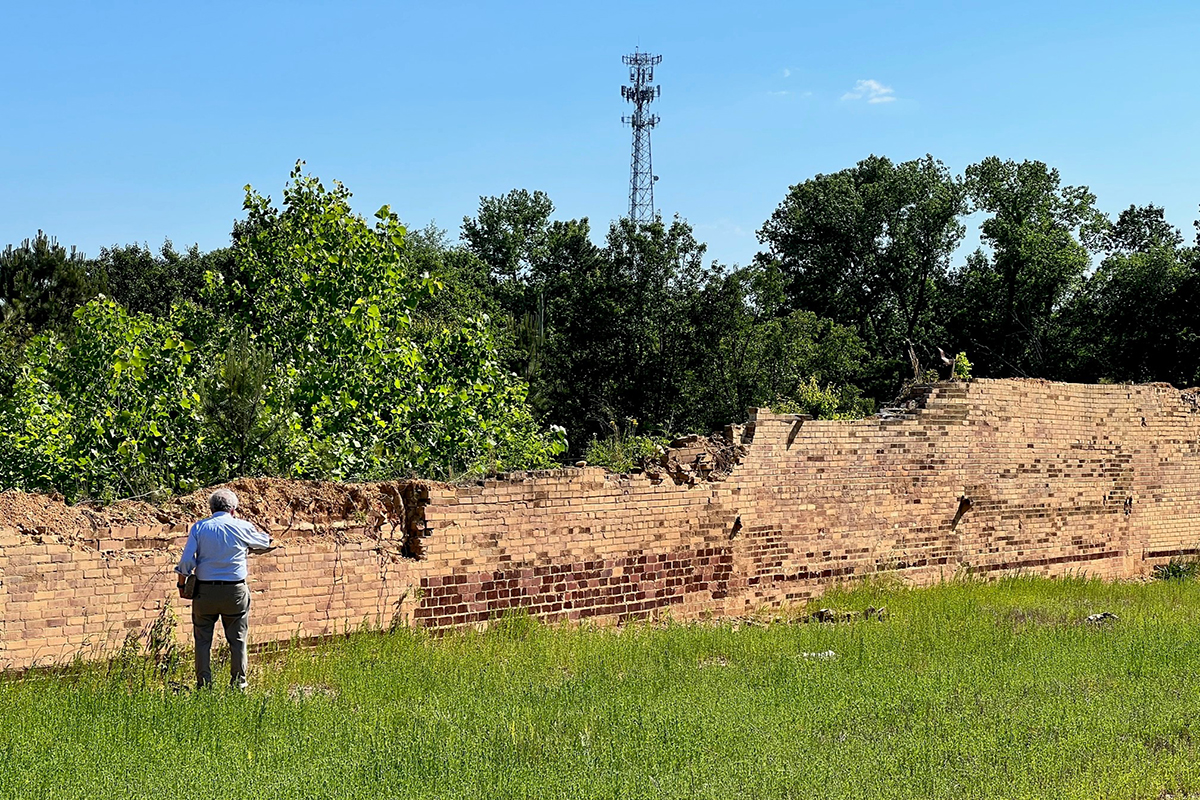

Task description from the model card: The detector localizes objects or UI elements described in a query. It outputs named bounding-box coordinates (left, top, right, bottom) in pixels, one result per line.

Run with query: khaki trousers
left=192, top=582, right=251, bottom=689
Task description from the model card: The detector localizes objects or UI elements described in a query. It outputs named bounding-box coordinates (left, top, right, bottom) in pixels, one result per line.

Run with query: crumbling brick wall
left=3, top=379, right=1199, bottom=670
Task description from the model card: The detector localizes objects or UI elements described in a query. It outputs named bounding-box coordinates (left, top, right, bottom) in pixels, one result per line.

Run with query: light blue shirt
left=175, top=512, right=271, bottom=581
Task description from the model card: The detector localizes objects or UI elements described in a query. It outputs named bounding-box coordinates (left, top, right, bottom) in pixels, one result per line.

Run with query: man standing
left=175, top=488, right=271, bottom=689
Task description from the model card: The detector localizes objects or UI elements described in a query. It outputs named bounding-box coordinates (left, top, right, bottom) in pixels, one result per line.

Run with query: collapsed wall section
left=3, top=379, right=1200, bottom=671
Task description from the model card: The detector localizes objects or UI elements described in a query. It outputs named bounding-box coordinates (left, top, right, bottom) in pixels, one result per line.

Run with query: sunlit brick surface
left=3, top=379, right=1198, bottom=670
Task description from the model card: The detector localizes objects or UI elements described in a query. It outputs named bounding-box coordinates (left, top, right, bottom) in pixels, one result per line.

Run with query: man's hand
left=176, top=574, right=188, bottom=599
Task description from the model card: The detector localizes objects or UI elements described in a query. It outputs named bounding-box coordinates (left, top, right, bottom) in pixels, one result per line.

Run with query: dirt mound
left=155, top=478, right=409, bottom=530
left=0, top=478, right=439, bottom=539
left=0, top=491, right=97, bottom=537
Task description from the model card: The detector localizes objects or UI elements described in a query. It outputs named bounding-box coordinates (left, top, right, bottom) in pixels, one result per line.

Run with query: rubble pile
left=642, top=427, right=748, bottom=485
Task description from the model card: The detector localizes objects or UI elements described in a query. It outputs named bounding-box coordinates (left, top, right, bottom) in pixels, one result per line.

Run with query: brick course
left=3, top=379, right=1199, bottom=670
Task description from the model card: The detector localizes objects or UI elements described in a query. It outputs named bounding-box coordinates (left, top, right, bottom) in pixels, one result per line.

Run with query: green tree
left=0, top=165, right=568, bottom=500
left=403, top=223, right=496, bottom=331
left=539, top=216, right=708, bottom=445
left=1054, top=205, right=1200, bottom=385
left=0, top=298, right=207, bottom=502
left=199, top=331, right=293, bottom=480
left=461, top=188, right=554, bottom=317
left=208, top=162, right=564, bottom=479
left=0, top=231, right=99, bottom=338
left=755, top=155, right=967, bottom=397
left=683, top=264, right=871, bottom=430
left=93, top=240, right=230, bottom=317
left=943, top=157, right=1104, bottom=378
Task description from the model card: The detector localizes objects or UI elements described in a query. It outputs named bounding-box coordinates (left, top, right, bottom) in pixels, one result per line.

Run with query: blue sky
left=3, top=1, right=1198, bottom=268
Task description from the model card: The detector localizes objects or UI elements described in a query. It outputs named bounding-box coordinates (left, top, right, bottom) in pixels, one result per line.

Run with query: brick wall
left=3, top=379, right=1200, bottom=670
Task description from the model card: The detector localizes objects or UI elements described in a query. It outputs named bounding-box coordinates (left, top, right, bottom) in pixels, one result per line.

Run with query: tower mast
left=620, top=50, right=662, bottom=224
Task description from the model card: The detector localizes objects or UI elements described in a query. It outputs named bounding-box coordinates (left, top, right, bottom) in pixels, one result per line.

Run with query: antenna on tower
left=620, top=50, right=662, bottom=225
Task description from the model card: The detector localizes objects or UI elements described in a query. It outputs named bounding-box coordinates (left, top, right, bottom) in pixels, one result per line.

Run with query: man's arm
left=239, top=521, right=272, bottom=552
left=175, top=525, right=198, bottom=584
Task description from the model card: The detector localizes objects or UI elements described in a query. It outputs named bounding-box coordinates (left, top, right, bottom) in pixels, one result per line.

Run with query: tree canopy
left=4, top=152, right=1200, bottom=497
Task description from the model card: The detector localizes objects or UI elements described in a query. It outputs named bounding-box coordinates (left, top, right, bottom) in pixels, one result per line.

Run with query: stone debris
left=806, top=606, right=888, bottom=623
left=642, top=429, right=748, bottom=485
left=864, top=605, right=889, bottom=621
left=1086, top=612, right=1120, bottom=624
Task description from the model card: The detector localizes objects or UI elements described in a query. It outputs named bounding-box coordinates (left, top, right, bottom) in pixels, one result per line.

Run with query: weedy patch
left=1154, top=557, right=1200, bottom=581
left=3, top=575, right=1200, bottom=799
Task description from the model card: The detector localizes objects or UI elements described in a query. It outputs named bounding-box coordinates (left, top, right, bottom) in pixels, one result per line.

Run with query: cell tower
left=620, top=50, right=662, bottom=224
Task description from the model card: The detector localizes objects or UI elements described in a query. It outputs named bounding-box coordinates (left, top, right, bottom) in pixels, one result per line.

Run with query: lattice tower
left=620, top=51, right=662, bottom=224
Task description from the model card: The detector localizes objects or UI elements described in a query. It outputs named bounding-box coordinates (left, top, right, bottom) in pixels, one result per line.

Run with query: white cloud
left=782, top=68, right=791, bottom=78
left=768, top=90, right=792, bottom=96
left=841, top=79, right=896, bottom=104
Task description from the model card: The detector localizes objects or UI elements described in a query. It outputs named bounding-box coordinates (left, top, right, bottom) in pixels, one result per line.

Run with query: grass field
left=3, top=575, right=1200, bottom=799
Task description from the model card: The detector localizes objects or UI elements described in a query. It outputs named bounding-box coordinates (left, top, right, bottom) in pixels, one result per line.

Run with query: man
left=174, top=488, right=271, bottom=689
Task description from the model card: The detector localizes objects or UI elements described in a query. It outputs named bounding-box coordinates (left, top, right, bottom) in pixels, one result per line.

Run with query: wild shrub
left=771, top=376, right=870, bottom=420
left=953, top=351, right=973, bottom=380
left=583, top=419, right=666, bottom=472
left=1152, top=557, right=1199, bottom=581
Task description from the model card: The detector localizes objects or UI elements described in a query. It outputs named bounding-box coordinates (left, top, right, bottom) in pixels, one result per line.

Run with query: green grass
left=4, top=575, right=1200, bottom=799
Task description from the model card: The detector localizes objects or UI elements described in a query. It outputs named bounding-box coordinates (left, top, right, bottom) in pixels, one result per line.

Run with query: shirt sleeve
left=239, top=522, right=272, bottom=550
left=175, top=524, right=199, bottom=576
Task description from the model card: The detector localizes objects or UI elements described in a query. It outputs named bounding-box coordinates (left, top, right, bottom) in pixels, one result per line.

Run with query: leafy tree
left=684, top=264, right=871, bottom=430
left=403, top=224, right=496, bottom=331
left=1054, top=205, right=1200, bottom=384
left=1099, top=203, right=1184, bottom=253
left=208, top=163, right=564, bottom=479
left=0, top=298, right=206, bottom=501
left=461, top=189, right=554, bottom=316
left=0, top=166, right=567, bottom=499
left=539, top=216, right=708, bottom=445
left=199, top=331, right=292, bottom=480
left=459, top=193, right=600, bottom=404
left=943, top=157, right=1104, bottom=378
left=93, top=240, right=230, bottom=317
left=755, top=155, right=967, bottom=397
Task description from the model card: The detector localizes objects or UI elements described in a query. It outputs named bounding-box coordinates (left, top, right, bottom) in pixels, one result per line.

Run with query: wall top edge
left=0, top=379, right=1196, bottom=537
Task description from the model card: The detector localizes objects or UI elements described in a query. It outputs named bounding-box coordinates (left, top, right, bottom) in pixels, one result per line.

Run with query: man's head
left=209, top=488, right=239, bottom=514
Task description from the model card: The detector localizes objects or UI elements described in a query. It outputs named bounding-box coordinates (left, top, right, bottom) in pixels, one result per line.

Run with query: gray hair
left=209, top=489, right=239, bottom=513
